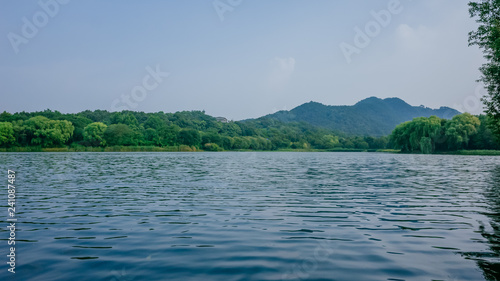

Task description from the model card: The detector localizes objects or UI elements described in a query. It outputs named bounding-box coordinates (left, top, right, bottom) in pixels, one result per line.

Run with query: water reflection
left=466, top=165, right=500, bottom=280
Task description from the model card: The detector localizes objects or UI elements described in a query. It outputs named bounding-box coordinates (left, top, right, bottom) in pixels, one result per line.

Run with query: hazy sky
left=0, top=0, right=487, bottom=120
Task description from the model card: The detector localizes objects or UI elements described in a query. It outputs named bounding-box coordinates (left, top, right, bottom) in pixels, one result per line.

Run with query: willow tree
left=469, top=0, right=500, bottom=142
left=445, top=113, right=481, bottom=150
left=21, top=116, right=74, bottom=147
left=390, top=116, right=442, bottom=153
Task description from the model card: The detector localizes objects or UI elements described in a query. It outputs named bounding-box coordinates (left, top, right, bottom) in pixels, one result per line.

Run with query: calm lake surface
left=1, top=152, right=500, bottom=281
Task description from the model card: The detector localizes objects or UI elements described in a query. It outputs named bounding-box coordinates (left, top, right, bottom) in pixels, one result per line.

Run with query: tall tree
left=445, top=113, right=481, bottom=150
left=470, top=115, right=500, bottom=149
left=0, top=122, right=15, bottom=147
left=390, top=116, right=442, bottom=153
left=178, top=129, right=201, bottom=147
left=469, top=0, right=500, bottom=142
left=83, top=122, right=108, bottom=146
left=22, top=116, right=74, bottom=147
left=104, top=124, right=137, bottom=146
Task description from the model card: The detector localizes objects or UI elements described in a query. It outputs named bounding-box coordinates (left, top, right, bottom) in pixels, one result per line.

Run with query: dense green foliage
left=390, top=113, right=499, bottom=153
left=469, top=0, right=500, bottom=142
left=12, top=116, right=74, bottom=148
left=259, top=97, right=460, bottom=136
left=83, top=122, right=107, bottom=146
left=0, top=122, right=15, bottom=147
left=0, top=108, right=497, bottom=153
left=0, top=109, right=390, bottom=151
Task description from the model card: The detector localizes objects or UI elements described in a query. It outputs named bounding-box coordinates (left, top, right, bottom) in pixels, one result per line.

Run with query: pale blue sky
left=0, top=0, right=485, bottom=120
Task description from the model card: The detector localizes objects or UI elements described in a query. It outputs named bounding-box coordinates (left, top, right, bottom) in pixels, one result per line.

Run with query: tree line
left=0, top=109, right=389, bottom=151
left=390, top=113, right=499, bottom=153
left=1, top=110, right=498, bottom=152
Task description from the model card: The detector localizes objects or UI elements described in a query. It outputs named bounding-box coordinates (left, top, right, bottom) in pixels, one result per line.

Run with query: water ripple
left=0, top=152, right=499, bottom=281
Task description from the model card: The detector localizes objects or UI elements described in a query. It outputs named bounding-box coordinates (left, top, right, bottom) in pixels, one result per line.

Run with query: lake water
left=0, top=152, right=499, bottom=281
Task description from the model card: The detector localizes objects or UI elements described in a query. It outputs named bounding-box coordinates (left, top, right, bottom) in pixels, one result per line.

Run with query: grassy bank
left=0, top=146, right=385, bottom=153
left=0, top=145, right=199, bottom=152
left=395, top=149, right=500, bottom=156
left=0, top=147, right=498, bottom=155
left=439, top=150, right=500, bottom=156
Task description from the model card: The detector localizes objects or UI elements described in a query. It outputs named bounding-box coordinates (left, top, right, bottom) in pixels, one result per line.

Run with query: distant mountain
left=253, top=97, right=460, bottom=136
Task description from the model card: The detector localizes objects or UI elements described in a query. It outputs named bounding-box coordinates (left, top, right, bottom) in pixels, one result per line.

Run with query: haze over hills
left=251, top=97, right=461, bottom=136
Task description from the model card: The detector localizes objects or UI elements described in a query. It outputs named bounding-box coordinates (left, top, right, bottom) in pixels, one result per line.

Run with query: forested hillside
left=257, top=97, right=460, bottom=136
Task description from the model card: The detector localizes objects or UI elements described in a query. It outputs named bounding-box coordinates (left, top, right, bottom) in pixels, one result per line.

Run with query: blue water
left=0, top=152, right=499, bottom=281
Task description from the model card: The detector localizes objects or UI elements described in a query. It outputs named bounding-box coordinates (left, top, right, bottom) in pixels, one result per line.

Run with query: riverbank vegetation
left=0, top=109, right=389, bottom=151
left=0, top=110, right=498, bottom=154
left=390, top=113, right=499, bottom=154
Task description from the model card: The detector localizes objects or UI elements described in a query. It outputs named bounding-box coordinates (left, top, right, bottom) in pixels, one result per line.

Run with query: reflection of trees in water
left=466, top=165, right=500, bottom=280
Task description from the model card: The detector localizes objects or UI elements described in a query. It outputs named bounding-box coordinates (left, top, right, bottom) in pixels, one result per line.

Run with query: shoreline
left=0, top=147, right=499, bottom=156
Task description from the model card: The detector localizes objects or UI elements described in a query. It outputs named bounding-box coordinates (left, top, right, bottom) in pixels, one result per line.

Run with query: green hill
left=253, top=97, right=460, bottom=136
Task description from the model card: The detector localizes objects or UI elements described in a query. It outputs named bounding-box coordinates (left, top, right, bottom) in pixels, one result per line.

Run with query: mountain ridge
left=250, top=97, right=460, bottom=136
